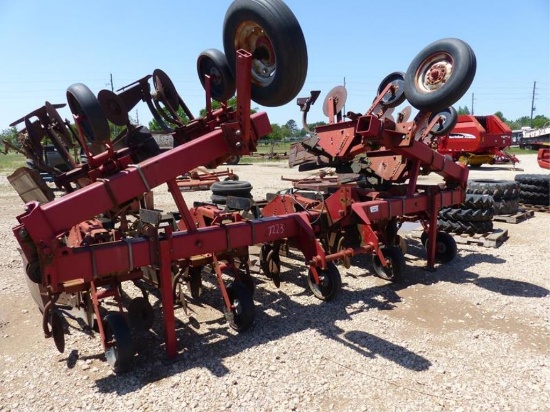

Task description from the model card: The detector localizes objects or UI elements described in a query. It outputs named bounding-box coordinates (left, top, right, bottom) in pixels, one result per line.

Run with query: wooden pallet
left=493, top=209, right=535, bottom=223
left=519, top=203, right=550, bottom=213
left=452, top=229, right=508, bottom=248
left=409, top=228, right=508, bottom=248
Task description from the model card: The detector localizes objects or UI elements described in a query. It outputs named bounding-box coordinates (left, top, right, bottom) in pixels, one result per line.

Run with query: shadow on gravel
left=94, top=268, right=431, bottom=394
left=388, top=239, right=549, bottom=298
left=93, top=237, right=545, bottom=393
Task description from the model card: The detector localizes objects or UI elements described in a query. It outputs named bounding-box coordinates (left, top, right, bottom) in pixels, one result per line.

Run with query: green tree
left=494, top=111, right=507, bottom=122
left=285, top=119, right=298, bottom=137
left=531, top=115, right=550, bottom=129
left=0, top=127, right=20, bottom=151
left=457, top=106, right=470, bottom=115
left=266, top=123, right=284, bottom=141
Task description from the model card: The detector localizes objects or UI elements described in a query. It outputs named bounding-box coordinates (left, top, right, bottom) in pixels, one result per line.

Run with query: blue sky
left=0, top=0, right=548, bottom=131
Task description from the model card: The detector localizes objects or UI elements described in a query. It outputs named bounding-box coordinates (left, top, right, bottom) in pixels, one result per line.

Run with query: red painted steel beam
left=17, top=112, right=271, bottom=246
left=42, top=212, right=320, bottom=293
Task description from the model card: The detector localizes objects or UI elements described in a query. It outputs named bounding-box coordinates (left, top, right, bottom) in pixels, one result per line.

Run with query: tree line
left=2, top=102, right=548, bottom=150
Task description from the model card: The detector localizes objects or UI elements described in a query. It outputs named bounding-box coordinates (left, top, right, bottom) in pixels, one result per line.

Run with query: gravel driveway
left=0, top=154, right=548, bottom=411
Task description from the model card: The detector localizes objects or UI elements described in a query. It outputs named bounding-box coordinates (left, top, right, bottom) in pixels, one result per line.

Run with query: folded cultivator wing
left=8, top=0, right=476, bottom=372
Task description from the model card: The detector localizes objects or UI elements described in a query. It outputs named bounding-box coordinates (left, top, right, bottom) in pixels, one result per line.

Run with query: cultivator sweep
left=8, top=0, right=477, bottom=372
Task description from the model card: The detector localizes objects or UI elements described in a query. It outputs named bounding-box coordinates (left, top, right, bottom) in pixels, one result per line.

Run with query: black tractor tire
left=515, top=183, right=549, bottom=194
left=461, top=194, right=495, bottom=210
left=519, top=190, right=550, bottom=206
left=223, top=0, right=308, bottom=107
left=211, top=180, right=252, bottom=196
left=66, top=83, right=110, bottom=143
left=514, top=174, right=550, bottom=188
left=493, top=198, right=520, bottom=215
left=404, top=38, right=476, bottom=112
left=197, top=48, right=236, bottom=102
left=467, top=180, right=519, bottom=201
left=438, top=207, right=494, bottom=222
left=437, top=218, right=493, bottom=235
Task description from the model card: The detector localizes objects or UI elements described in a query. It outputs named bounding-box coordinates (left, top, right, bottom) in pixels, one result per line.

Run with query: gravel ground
left=0, top=154, right=549, bottom=411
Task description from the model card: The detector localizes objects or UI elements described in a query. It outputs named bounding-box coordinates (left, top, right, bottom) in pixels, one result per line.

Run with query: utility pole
left=343, top=76, right=346, bottom=115
left=530, top=81, right=536, bottom=127
left=471, top=92, right=474, bottom=115
left=110, top=73, right=114, bottom=92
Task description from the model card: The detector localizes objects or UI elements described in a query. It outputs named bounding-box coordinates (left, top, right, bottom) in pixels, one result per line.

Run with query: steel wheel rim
left=234, top=21, right=276, bottom=87
left=415, top=52, right=454, bottom=93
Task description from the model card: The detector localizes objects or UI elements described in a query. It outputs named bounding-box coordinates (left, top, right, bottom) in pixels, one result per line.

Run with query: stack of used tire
left=437, top=179, right=520, bottom=235
left=514, top=174, right=550, bottom=207
left=466, top=179, right=521, bottom=215
left=437, top=194, right=495, bottom=235
left=211, top=180, right=253, bottom=205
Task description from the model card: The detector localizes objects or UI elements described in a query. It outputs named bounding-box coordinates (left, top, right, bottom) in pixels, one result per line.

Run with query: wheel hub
left=425, top=61, right=452, bottom=89
left=235, top=21, right=276, bottom=86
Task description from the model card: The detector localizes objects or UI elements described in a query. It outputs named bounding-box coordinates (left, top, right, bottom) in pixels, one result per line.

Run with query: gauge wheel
left=223, top=0, right=308, bottom=107
left=66, top=83, right=110, bottom=143
left=404, top=38, right=476, bottom=112
left=377, top=72, right=406, bottom=108
left=263, top=249, right=281, bottom=287
left=223, top=282, right=255, bottom=332
left=428, top=106, right=458, bottom=136
left=307, top=262, right=342, bottom=301
left=225, top=154, right=241, bottom=165
left=372, top=246, right=405, bottom=282
left=103, top=312, right=134, bottom=373
left=197, top=48, right=236, bottom=102
left=421, top=231, right=458, bottom=264
left=127, top=297, right=155, bottom=332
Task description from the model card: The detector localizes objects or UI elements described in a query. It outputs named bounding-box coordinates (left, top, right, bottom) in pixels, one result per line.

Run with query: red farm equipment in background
left=436, top=114, right=518, bottom=167
left=6, top=0, right=478, bottom=373
left=538, top=144, right=550, bottom=169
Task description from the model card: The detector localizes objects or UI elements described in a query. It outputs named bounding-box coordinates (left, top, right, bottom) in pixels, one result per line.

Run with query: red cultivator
left=8, top=0, right=476, bottom=372
left=267, top=37, right=476, bottom=287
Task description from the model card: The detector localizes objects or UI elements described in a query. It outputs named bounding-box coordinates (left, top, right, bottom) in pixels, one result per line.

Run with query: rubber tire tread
left=223, top=0, right=308, bottom=107
left=516, top=183, right=549, bottom=194
left=493, top=198, right=520, bottom=215
left=404, top=38, right=476, bottom=112
left=461, top=194, right=495, bottom=209
left=438, top=207, right=494, bottom=222
left=514, top=174, right=550, bottom=187
left=437, top=218, right=493, bottom=235
left=519, top=190, right=550, bottom=206
left=467, top=180, right=519, bottom=200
